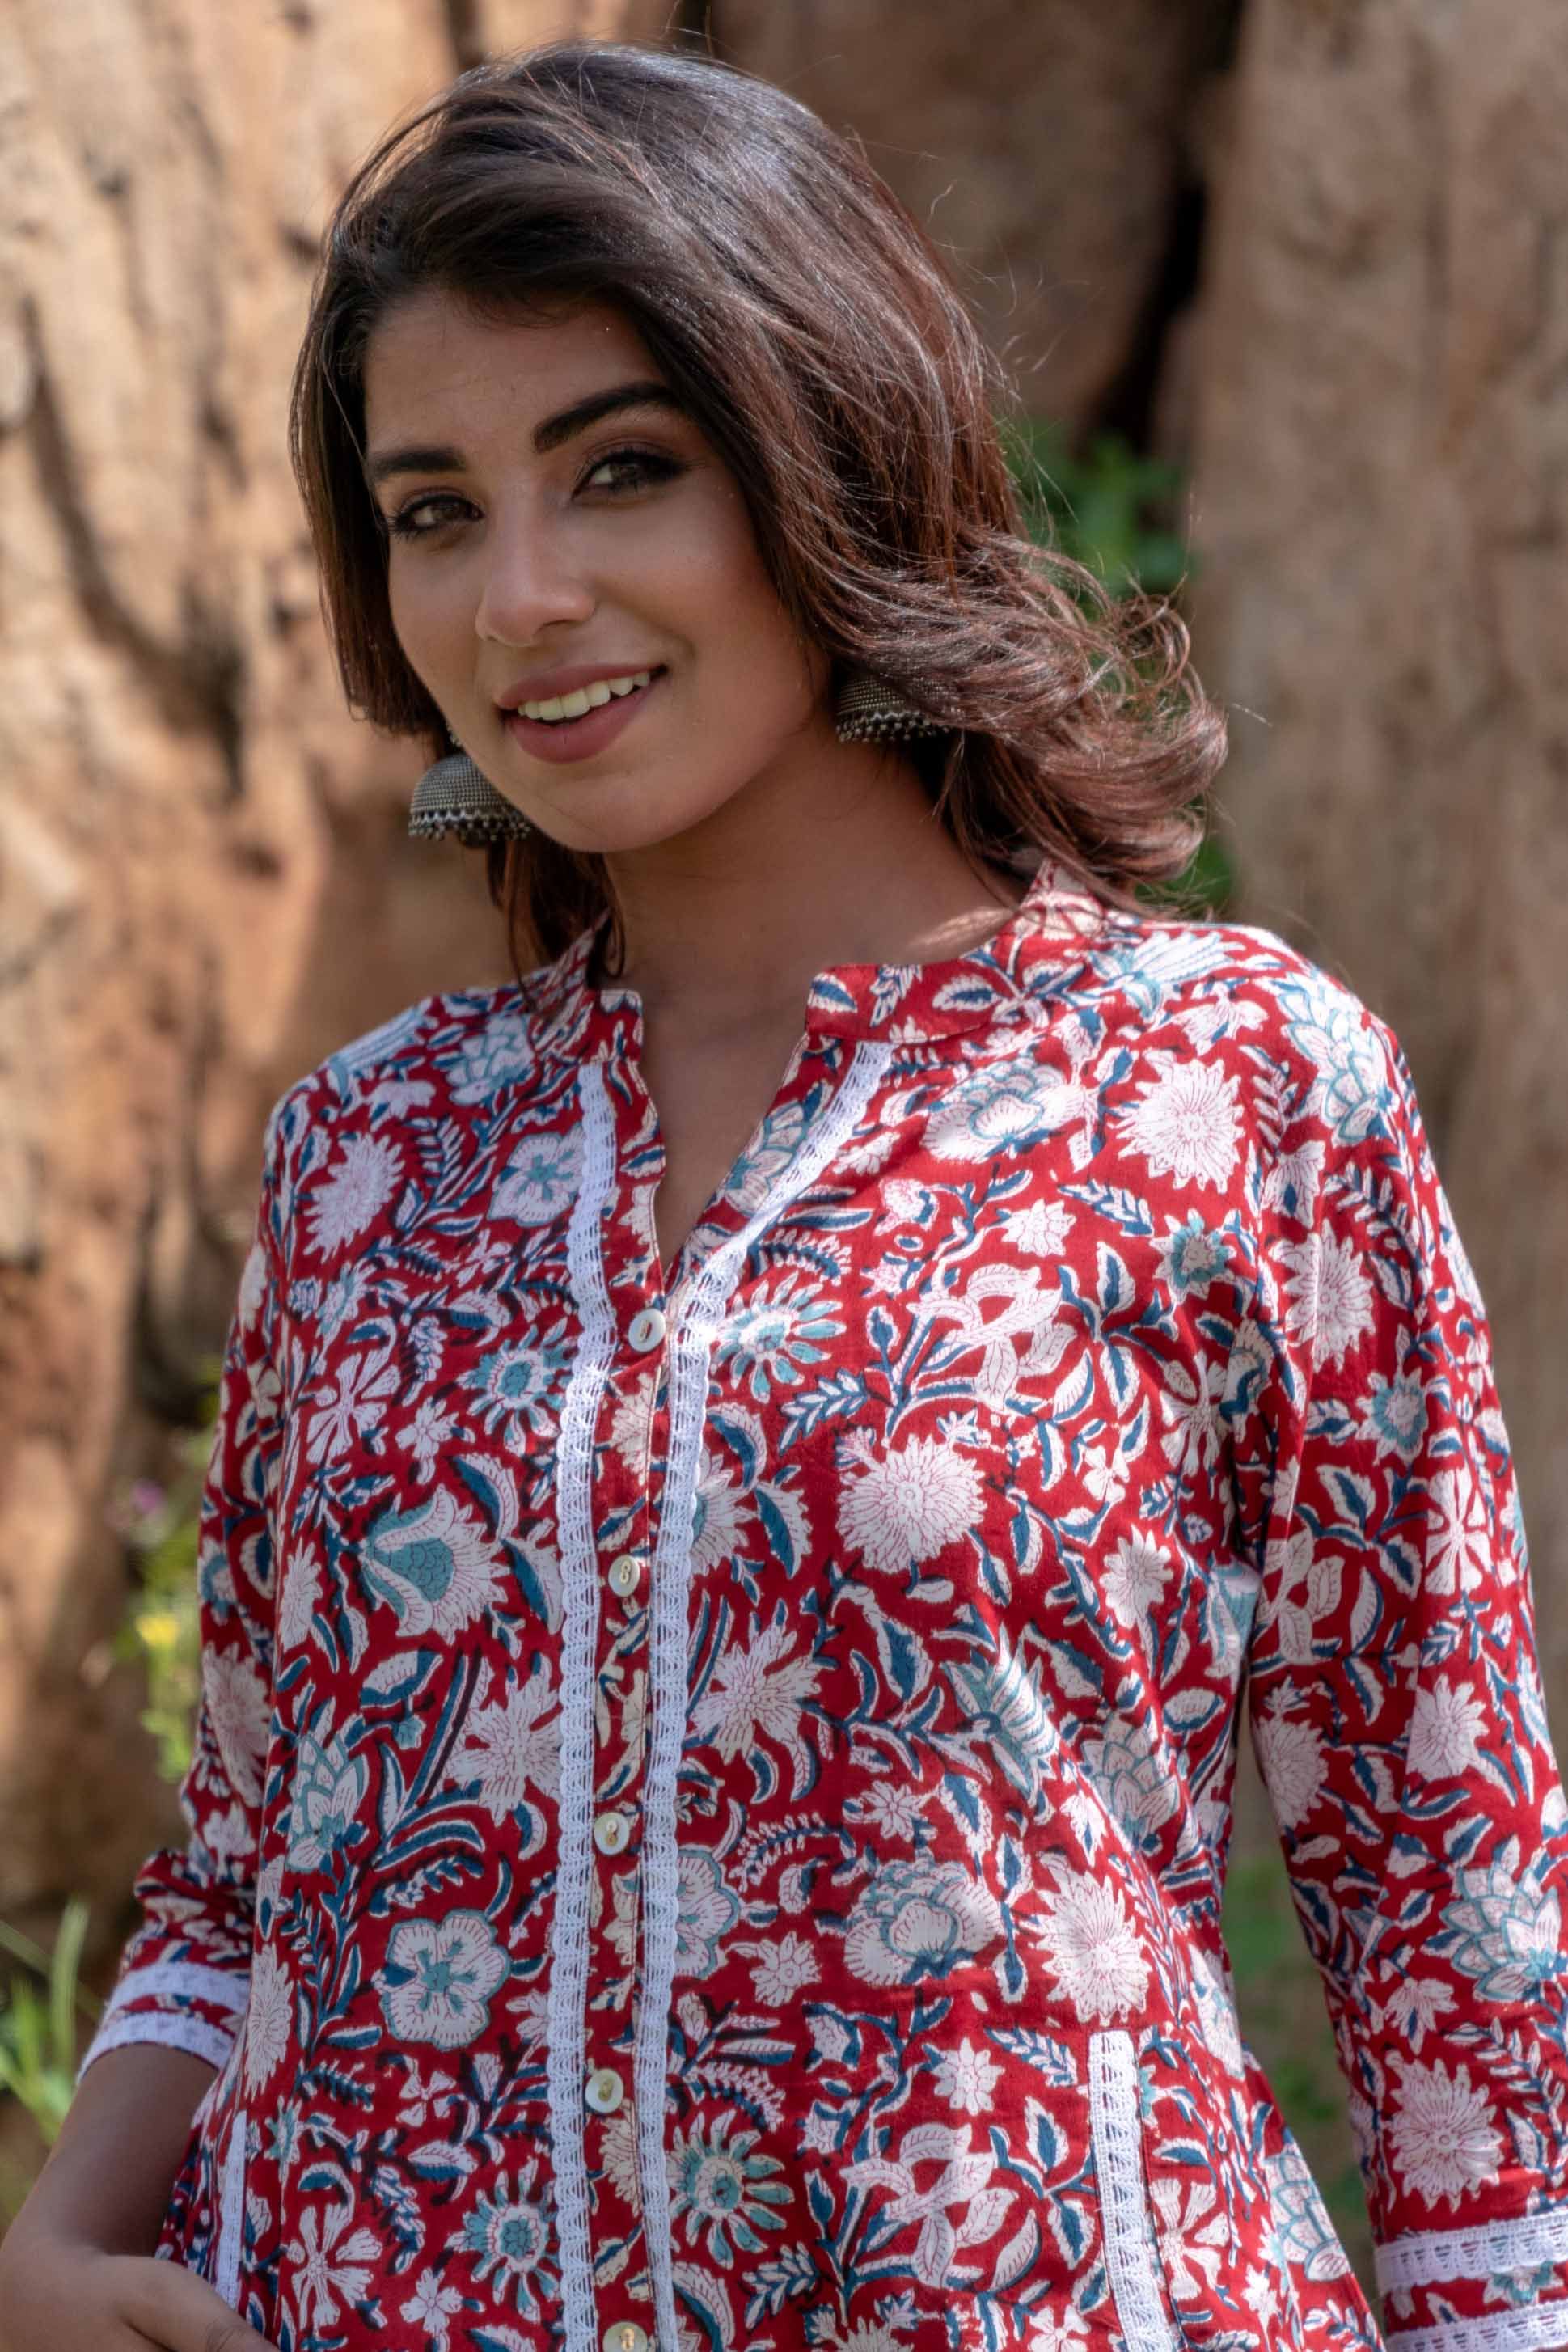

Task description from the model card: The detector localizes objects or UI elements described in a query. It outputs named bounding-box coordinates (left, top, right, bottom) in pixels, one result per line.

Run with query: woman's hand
left=0, top=2237, right=282, bottom=2352
left=0, top=2045, right=276, bottom=2352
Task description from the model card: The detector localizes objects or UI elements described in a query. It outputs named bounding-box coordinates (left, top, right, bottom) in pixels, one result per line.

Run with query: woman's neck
left=595, top=740, right=1024, bottom=1038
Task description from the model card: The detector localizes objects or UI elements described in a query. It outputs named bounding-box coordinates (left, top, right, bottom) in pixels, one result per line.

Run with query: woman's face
left=362, top=290, right=833, bottom=855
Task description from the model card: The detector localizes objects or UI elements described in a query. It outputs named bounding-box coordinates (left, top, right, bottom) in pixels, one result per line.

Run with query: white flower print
left=1438, top=1860, right=1566, bottom=2006
left=401, top=2267, right=465, bottom=2350
left=609, top=1366, right=659, bottom=1471
left=845, top=1859, right=1004, bottom=1986
left=449, top=2162, right=553, bottom=2313
left=925, top=1058, right=1084, bottom=1163
left=838, top=1436, right=983, bottom=1577
left=1189, top=1945, right=1246, bottom=2077
left=1277, top=1231, right=1376, bottom=1370
left=237, top=1235, right=269, bottom=1329
left=1004, top=1196, right=1076, bottom=1258
left=199, top=1801, right=252, bottom=1863
left=1100, top=1532, right=1172, bottom=1633
left=243, top=1943, right=293, bottom=2091
left=360, top=1487, right=505, bottom=1639
left=449, top=1662, right=561, bottom=1822
left=306, top=1341, right=399, bottom=1466
left=1359, top=1366, right=1429, bottom=1461
left=1084, top=1712, right=1178, bottom=1853
left=930, top=2037, right=1003, bottom=2116
left=378, top=1910, right=510, bottom=2050
left=1027, top=1872, right=1150, bottom=2023
left=202, top=1647, right=269, bottom=1807
left=600, top=2107, right=642, bottom=2206
left=1158, top=1350, right=1228, bottom=1475
left=1407, top=1675, right=1488, bottom=1781
left=1120, top=1058, right=1240, bottom=1191
left=1388, top=2056, right=1503, bottom=2208
left=1259, top=1137, right=1326, bottom=1224
left=277, top=1542, right=322, bottom=1655
left=1244, top=2264, right=1281, bottom=2329
left=397, top=1395, right=459, bottom=1483
left=1028, top=2308, right=1090, bottom=2352
left=853, top=1779, right=929, bottom=1844
left=605, top=1864, right=640, bottom=1971
left=1253, top=1709, right=1326, bottom=1831
left=877, top=1177, right=931, bottom=1229
left=285, top=1724, right=369, bottom=1873
left=691, top=1614, right=822, bottom=1793
left=689, top=1456, right=752, bottom=1575
left=1382, top=1974, right=1456, bottom=2054
left=492, top=1125, right=581, bottom=1222
left=1154, top=1211, right=1232, bottom=1299
left=674, top=1849, right=742, bottom=1975
left=285, top=2198, right=382, bottom=2332
left=1150, top=2173, right=1229, bottom=2295
left=746, top=1930, right=818, bottom=2007
left=305, top=1130, right=404, bottom=1261
left=1426, top=1462, right=1493, bottom=1595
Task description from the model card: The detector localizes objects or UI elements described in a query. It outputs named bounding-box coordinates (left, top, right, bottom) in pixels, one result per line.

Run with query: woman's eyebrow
left=366, top=382, right=685, bottom=484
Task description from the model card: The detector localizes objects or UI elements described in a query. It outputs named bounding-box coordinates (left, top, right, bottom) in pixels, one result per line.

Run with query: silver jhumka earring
left=408, top=730, right=534, bottom=846
left=832, top=669, right=954, bottom=746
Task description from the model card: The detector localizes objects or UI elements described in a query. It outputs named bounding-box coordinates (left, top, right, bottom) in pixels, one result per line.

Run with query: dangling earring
left=833, top=667, right=954, bottom=747
left=408, top=727, right=533, bottom=845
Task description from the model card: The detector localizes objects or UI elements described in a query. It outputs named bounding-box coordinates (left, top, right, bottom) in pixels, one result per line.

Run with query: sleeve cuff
left=1379, top=2206, right=1568, bottom=2352
left=77, top=1957, right=249, bottom=2085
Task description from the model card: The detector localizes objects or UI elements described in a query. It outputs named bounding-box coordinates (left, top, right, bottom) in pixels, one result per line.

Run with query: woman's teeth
left=518, top=670, right=655, bottom=723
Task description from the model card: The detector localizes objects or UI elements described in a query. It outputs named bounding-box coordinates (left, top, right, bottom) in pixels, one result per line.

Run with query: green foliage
left=1000, top=414, right=1191, bottom=599
left=0, top=1904, right=98, bottom=2173
left=999, top=412, right=1235, bottom=920
left=111, top=1369, right=221, bottom=1788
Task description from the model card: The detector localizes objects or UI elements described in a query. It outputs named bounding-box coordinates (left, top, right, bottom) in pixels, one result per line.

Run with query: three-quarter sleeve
left=78, top=1093, right=293, bottom=2082
left=1230, top=989, right=1568, bottom=2352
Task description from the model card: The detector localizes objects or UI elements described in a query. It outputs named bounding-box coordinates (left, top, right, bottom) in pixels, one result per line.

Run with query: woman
left=5, top=36, right=1566, bottom=2352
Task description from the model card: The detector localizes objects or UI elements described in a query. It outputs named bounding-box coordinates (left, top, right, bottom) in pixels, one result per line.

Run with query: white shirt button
left=594, top=1809, right=632, bottom=1856
left=607, top=1553, right=642, bottom=1597
left=602, top=2325, right=649, bottom=2352
left=585, top=2065, right=625, bottom=2114
left=628, top=1306, right=667, bottom=1352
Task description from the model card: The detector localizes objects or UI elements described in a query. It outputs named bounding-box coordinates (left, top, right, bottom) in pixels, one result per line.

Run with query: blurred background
left=2, top=0, right=1565, bottom=2284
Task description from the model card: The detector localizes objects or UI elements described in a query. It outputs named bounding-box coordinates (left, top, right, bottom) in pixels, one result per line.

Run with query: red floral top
left=85, top=856, right=1568, bottom=2352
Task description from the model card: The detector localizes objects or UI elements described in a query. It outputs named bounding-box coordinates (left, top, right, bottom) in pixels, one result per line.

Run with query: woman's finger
left=115, top=2255, right=284, bottom=2352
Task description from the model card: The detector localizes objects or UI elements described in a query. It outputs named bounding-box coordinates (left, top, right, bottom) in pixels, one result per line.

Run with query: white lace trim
left=1386, top=2301, right=1568, bottom=2352
left=1379, top=2209, right=1568, bottom=2293
left=1088, top=2028, right=1179, bottom=2352
left=545, top=1060, right=620, bottom=2352
left=214, top=2101, right=247, bottom=2307
left=76, top=2007, right=238, bottom=2084
left=104, top=1958, right=251, bottom=2019
left=636, top=1041, right=894, bottom=2352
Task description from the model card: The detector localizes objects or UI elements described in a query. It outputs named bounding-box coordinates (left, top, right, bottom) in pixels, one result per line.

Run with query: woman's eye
left=384, top=494, right=471, bottom=539
left=581, top=446, right=683, bottom=495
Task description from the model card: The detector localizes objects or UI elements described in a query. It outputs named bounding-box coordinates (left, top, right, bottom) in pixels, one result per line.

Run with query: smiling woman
left=285, top=39, right=1225, bottom=971
left=6, top=34, right=1567, bottom=2352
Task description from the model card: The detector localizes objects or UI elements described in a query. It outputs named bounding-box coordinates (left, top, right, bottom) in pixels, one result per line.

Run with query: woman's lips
left=500, top=670, right=664, bottom=765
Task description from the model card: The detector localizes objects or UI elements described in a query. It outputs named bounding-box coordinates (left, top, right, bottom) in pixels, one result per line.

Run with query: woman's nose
left=472, top=511, right=596, bottom=646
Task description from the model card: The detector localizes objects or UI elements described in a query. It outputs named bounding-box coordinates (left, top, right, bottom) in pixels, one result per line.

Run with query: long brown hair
left=290, top=37, right=1225, bottom=974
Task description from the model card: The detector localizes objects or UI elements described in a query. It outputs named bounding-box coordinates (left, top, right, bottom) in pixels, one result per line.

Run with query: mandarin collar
left=517, top=853, right=1109, bottom=1061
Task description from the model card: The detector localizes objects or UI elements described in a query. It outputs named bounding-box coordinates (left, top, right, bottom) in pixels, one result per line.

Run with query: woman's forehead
left=362, top=292, right=660, bottom=440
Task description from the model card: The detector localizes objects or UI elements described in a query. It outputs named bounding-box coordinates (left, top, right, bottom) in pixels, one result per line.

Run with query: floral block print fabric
left=83, top=857, right=1568, bottom=2352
